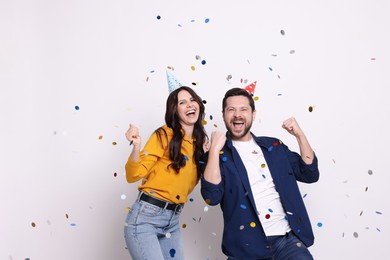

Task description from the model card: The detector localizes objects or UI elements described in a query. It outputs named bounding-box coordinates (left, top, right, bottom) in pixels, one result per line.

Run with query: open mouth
left=232, top=121, right=244, bottom=130
left=185, top=110, right=196, bottom=116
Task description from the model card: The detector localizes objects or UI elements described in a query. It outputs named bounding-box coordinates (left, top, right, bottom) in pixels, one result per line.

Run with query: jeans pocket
left=139, top=201, right=163, bottom=217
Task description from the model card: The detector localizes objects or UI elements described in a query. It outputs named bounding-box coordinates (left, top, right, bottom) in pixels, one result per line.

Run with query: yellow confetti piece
left=253, top=96, right=259, bottom=101
left=205, top=199, right=211, bottom=205
left=219, top=151, right=224, bottom=154
left=98, top=136, right=103, bottom=140
left=261, top=163, right=266, bottom=168
left=31, top=222, right=36, bottom=228
left=112, top=142, right=117, bottom=145
left=250, top=222, right=256, bottom=228
left=213, top=124, right=218, bottom=128
left=182, top=224, right=187, bottom=228
left=191, top=66, right=196, bottom=71
left=126, top=207, right=131, bottom=213
left=202, top=119, right=207, bottom=125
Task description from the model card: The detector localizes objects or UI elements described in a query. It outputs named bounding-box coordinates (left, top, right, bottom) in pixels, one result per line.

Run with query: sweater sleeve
left=125, top=131, right=166, bottom=183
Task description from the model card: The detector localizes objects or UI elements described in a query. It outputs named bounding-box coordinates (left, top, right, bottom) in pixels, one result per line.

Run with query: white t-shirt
left=233, top=138, right=291, bottom=236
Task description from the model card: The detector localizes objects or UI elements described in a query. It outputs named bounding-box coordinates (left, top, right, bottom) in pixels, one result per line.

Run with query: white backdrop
left=1, top=0, right=389, bottom=259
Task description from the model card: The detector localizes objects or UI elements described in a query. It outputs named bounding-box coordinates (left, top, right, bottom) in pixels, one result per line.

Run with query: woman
left=124, top=86, right=208, bottom=260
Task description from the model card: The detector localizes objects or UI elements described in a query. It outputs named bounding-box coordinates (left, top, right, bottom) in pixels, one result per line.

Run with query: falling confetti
left=112, top=142, right=117, bottom=145
left=201, top=60, right=207, bottom=65
left=157, top=15, right=161, bottom=20
left=368, top=169, right=373, bottom=175
left=353, top=232, right=359, bottom=238
left=74, top=105, right=80, bottom=110
left=290, top=50, right=295, bottom=54
left=265, top=214, right=271, bottom=219
left=280, top=30, right=285, bottom=35
left=240, top=225, right=245, bottom=230
left=70, top=223, right=77, bottom=227
left=317, top=222, right=323, bottom=227
left=308, top=106, right=314, bottom=112
left=205, top=18, right=210, bottom=23
left=166, top=232, right=172, bottom=238
left=182, top=224, right=187, bottom=228
left=204, top=206, right=209, bottom=212
left=114, top=172, right=117, bottom=177
left=191, top=66, right=196, bottom=71
left=169, top=248, right=176, bottom=257
left=31, top=222, right=36, bottom=228
left=98, top=136, right=103, bottom=140
left=121, top=194, right=127, bottom=200
left=250, top=222, right=256, bottom=228
left=240, top=204, right=247, bottom=209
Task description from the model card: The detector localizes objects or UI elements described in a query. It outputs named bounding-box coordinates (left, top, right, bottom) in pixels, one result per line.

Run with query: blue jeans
left=268, top=231, right=314, bottom=260
left=124, top=199, right=184, bottom=260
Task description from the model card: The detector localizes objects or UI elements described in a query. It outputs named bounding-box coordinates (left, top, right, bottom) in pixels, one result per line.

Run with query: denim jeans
left=124, top=199, right=184, bottom=260
left=268, top=231, right=314, bottom=260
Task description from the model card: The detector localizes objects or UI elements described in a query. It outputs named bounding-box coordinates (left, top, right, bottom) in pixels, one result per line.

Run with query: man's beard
left=225, top=120, right=252, bottom=140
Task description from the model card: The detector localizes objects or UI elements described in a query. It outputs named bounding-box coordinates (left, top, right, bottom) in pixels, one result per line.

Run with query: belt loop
left=137, top=191, right=144, bottom=201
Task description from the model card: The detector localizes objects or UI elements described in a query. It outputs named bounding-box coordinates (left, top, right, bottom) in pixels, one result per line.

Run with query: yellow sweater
left=125, top=125, right=199, bottom=204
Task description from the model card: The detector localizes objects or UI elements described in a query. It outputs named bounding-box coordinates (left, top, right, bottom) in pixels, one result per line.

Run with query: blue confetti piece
left=70, top=223, right=76, bottom=227
left=268, top=146, right=273, bottom=152
left=157, top=15, right=161, bottom=20
left=169, top=248, right=176, bottom=257
left=205, top=18, right=210, bottom=23
left=201, top=60, right=207, bottom=65
left=74, top=105, right=80, bottom=110
left=268, top=67, right=273, bottom=71
left=268, top=208, right=273, bottom=213
left=222, top=156, right=228, bottom=162
left=189, top=198, right=194, bottom=202
left=262, top=174, right=266, bottom=179
left=176, top=195, right=180, bottom=200
left=240, top=204, right=247, bottom=209
left=199, top=160, right=205, bottom=164
left=317, top=222, right=323, bottom=228
left=190, top=19, right=195, bottom=22
left=303, top=193, right=307, bottom=198
left=184, top=155, right=189, bottom=161
left=375, top=211, right=383, bottom=215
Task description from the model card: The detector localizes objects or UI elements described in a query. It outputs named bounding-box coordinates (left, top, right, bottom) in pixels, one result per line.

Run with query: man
left=201, top=88, right=319, bottom=260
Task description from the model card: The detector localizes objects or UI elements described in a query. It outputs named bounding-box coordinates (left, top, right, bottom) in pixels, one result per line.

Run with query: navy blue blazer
left=201, top=133, right=320, bottom=259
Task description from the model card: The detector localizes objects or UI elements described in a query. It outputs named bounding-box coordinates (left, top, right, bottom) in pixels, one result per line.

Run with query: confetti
left=317, top=222, right=323, bottom=227
left=31, top=222, right=36, bottom=228
left=114, top=172, right=117, bottom=177
left=191, top=66, right=196, bottom=71
left=74, top=105, right=80, bottom=110
left=70, top=223, right=76, bottom=227
left=121, top=194, right=127, bottom=200
left=112, top=142, right=117, bottom=145
left=353, top=232, right=359, bottom=238
left=368, top=169, right=373, bottom=175
left=240, top=225, right=245, bottom=230
left=169, top=248, right=176, bottom=257
left=265, top=214, right=271, bottom=219
left=204, top=206, right=209, bottom=212
left=308, top=106, right=314, bottom=112
left=166, top=232, right=171, bottom=238
left=201, top=60, right=207, bottom=65
left=156, top=15, right=161, bottom=20
left=250, top=222, right=256, bottom=228
left=290, top=50, right=295, bottom=54
left=280, top=30, right=285, bottom=35
left=189, top=198, right=194, bottom=202
left=240, top=204, right=247, bottom=209
left=182, top=224, right=187, bottom=228
left=98, top=136, right=103, bottom=140
left=205, top=18, right=210, bottom=23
